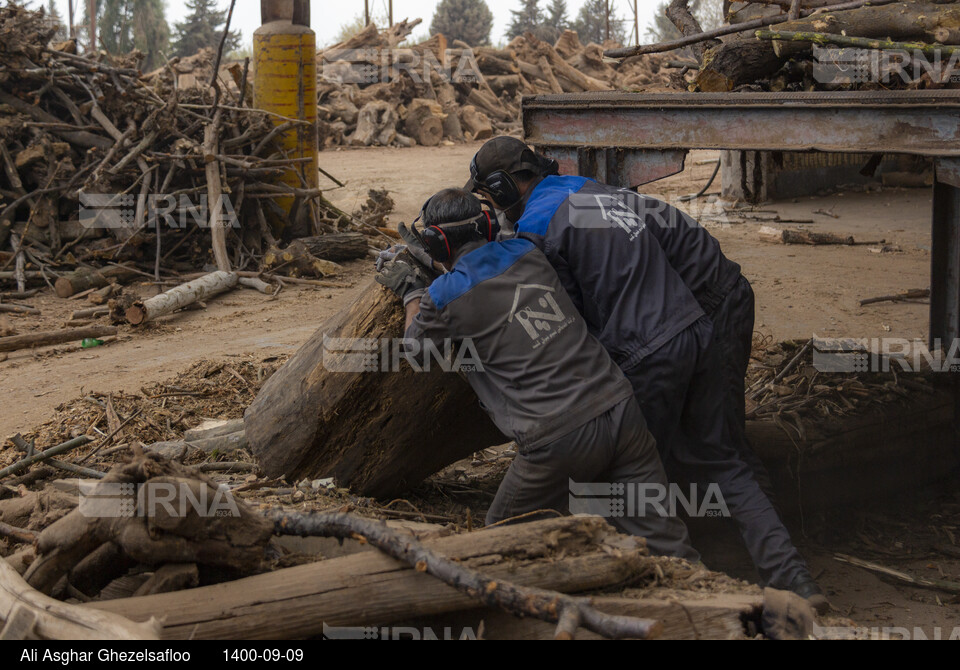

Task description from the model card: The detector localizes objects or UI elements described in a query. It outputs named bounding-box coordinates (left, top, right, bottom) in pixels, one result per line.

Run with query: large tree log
left=696, top=0, right=960, bottom=90
left=125, top=271, right=238, bottom=325
left=243, top=277, right=504, bottom=498
left=770, top=0, right=960, bottom=57
left=87, top=516, right=647, bottom=640
left=696, top=39, right=785, bottom=91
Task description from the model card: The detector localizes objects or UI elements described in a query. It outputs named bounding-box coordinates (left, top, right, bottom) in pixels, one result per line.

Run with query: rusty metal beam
left=522, top=91, right=960, bottom=157
left=544, top=147, right=687, bottom=188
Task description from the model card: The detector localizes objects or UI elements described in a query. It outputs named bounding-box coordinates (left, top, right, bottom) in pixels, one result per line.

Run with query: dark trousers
left=623, top=316, right=811, bottom=589
left=709, top=275, right=775, bottom=496
left=486, top=397, right=700, bottom=562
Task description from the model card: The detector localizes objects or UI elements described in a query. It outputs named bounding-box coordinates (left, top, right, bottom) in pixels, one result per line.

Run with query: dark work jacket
left=619, top=190, right=742, bottom=314
left=405, top=238, right=633, bottom=450
left=514, top=175, right=704, bottom=371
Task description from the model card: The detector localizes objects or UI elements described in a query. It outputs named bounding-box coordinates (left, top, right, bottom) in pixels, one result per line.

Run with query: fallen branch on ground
left=0, top=325, right=116, bottom=353
left=859, top=288, right=930, bottom=306
left=266, top=509, right=662, bottom=640
left=835, top=553, right=960, bottom=595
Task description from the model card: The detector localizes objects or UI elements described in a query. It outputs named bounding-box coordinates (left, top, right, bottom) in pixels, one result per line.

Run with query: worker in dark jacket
left=376, top=188, right=700, bottom=562
left=611, top=189, right=770, bottom=493
left=465, top=137, right=826, bottom=611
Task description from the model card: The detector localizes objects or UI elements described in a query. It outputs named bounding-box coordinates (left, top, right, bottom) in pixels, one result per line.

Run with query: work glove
left=397, top=222, right=438, bottom=271
left=760, top=587, right=816, bottom=640
left=375, top=257, right=429, bottom=305
left=375, top=244, right=406, bottom=272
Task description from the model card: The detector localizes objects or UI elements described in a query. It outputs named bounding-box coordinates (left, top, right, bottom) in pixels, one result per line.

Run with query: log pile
left=316, top=23, right=675, bottom=147
left=607, top=0, right=960, bottom=93
left=0, top=4, right=375, bottom=308
left=0, top=431, right=803, bottom=641
left=1, top=448, right=812, bottom=642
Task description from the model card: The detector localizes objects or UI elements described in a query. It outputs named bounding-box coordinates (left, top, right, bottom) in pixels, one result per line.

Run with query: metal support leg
left=931, top=159, right=960, bottom=440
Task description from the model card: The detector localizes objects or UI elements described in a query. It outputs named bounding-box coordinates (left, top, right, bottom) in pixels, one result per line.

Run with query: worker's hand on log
left=397, top=222, right=438, bottom=271
left=376, top=258, right=429, bottom=305
left=375, top=244, right=407, bottom=272
left=760, top=588, right=816, bottom=640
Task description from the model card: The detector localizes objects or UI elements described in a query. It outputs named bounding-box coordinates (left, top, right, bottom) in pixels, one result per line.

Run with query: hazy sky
left=50, top=0, right=662, bottom=49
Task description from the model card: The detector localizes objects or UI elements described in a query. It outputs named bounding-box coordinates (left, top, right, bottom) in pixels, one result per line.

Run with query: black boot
left=788, top=574, right=830, bottom=615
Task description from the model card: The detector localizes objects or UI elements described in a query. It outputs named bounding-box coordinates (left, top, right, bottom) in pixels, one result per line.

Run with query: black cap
left=465, top=136, right=545, bottom=191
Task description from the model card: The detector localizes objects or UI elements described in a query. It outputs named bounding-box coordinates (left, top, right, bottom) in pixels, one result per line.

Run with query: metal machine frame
left=522, top=90, right=960, bottom=347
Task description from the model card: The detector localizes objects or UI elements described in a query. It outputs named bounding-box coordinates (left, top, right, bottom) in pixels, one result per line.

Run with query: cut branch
left=266, top=509, right=662, bottom=640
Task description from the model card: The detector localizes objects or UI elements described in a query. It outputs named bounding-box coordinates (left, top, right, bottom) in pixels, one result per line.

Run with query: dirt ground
left=2, top=142, right=957, bottom=637
left=0, top=143, right=934, bottom=437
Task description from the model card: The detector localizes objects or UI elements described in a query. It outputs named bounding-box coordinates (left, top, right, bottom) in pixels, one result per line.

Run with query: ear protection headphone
left=411, top=196, right=500, bottom=264
left=470, top=155, right=522, bottom=210
left=469, top=151, right=561, bottom=210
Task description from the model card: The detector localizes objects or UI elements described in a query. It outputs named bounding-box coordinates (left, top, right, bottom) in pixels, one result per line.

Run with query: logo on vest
left=508, top=284, right=574, bottom=348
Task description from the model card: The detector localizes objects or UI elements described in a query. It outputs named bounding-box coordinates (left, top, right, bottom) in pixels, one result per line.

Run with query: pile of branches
left=317, top=21, right=675, bottom=148
left=607, top=0, right=960, bottom=93
left=0, top=3, right=364, bottom=299
left=745, top=337, right=943, bottom=425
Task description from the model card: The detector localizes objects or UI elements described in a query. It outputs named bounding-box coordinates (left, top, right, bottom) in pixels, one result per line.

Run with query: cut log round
left=402, top=98, right=444, bottom=147
left=349, top=101, right=398, bottom=147
left=441, top=106, right=464, bottom=141
left=125, top=271, right=238, bottom=325
left=696, top=39, right=784, bottom=92
left=54, top=265, right=139, bottom=299
left=459, top=105, right=494, bottom=142
left=243, top=277, right=505, bottom=498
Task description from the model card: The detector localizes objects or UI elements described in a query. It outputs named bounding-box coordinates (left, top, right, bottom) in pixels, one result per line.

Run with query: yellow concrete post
left=253, top=20, right=318, bottom=236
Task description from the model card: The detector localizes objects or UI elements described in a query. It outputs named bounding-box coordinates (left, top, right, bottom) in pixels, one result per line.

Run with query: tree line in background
left=43, top=0, right=241, bottom=71
left=430, top=0, right=631, bottom=46
left=46, top=0, right=728, bottom=71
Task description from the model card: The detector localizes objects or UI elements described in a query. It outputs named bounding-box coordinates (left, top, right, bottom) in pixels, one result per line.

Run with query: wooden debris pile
left=0, top=3, right=369, bottom=306
left=607, top=0, right=960, bottom=93
left=0, top=416, right=803, bottom=641
left=0, top=391, right=789, bottom=642
left=743, top=335, right=959, bottom=514
left=316, top=21, right=675, bottom=148
left=745, top=336, right=944, bottom=424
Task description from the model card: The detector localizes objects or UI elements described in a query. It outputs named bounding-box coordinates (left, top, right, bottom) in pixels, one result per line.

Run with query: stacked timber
left=316, top=23, right=675, bottom=147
